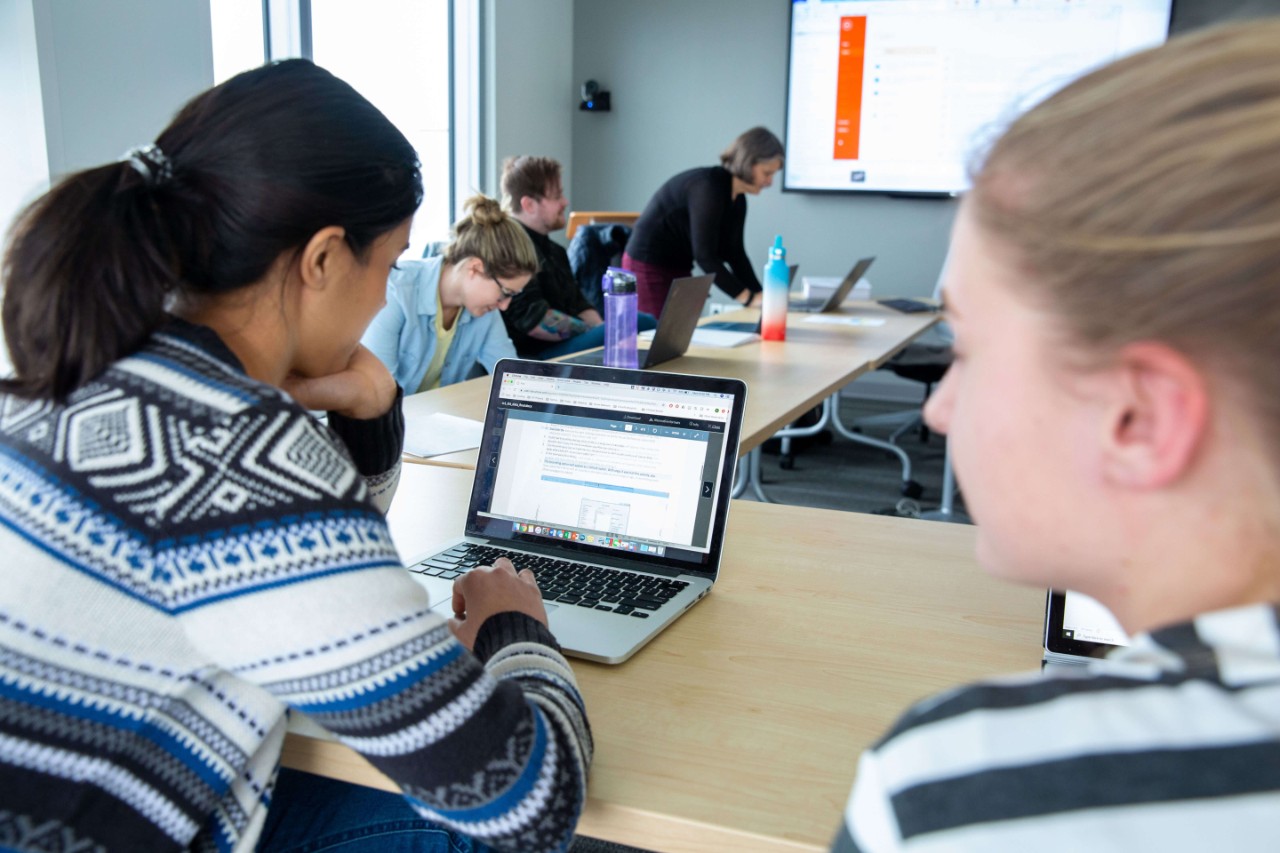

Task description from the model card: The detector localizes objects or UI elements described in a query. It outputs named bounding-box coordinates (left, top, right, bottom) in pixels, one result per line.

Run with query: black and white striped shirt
left=831, top=603, right=1280, bottom=852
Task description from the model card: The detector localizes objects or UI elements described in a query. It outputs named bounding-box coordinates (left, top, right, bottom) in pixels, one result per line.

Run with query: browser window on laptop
left=479, top=371, right=732, bottom=564
left=1043, top=589, right=1131, bottom=669
left=406, top=359, right=747, bottom=663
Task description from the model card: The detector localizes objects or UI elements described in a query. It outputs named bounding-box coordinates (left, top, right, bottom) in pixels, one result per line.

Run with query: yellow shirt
left=416, top=293, right=459, bottom=393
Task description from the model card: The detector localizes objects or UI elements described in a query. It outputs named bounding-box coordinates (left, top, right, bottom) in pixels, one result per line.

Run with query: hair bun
left=463, top=193, right=505, bottom=227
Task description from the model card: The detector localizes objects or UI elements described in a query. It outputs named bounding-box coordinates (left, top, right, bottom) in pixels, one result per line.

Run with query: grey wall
left=484, top=0, right=575, bottom=207
left=571, top=0, right=956, bottom=297
left=33, top=0, right=214, bottom=180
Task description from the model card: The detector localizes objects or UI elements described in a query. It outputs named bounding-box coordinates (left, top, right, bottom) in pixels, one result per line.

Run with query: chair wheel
left=901, top=480, right=924, bottom=499
left=779, top=454, right=795, bottom=470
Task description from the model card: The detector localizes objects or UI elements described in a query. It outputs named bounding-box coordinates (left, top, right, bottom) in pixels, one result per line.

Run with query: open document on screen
left=1062, top=591, right=1129, bottom=647
left=478, top=371, right=734, bottom=558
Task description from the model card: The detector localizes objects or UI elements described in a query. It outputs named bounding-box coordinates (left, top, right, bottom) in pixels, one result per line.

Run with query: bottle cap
left=769, top=234, right=786, bottom=261
left=603, top=266, right=637, bottom=294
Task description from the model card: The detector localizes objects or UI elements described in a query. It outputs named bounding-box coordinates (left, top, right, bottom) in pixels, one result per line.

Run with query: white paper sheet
left=688, top=328, right=760, bottom=347
left=801, top=314, right=886, bottom=327
left=403, top=412, right=484, bottom=458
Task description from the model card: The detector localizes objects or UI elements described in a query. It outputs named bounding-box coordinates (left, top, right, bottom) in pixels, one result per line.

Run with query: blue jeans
left=535, top=313, right=658, bottom=359
left=258, top=768, right=493, bottom=852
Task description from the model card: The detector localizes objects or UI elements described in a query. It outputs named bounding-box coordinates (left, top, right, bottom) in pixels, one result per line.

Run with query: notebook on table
left=790, top=256, right=876, bottom=312
left=1042, top=589, right=1130, bottom=672
left=405, top=358, right=748, bottom=664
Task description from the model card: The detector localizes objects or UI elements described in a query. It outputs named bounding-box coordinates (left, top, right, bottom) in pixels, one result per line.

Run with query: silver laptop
left=406, top=358, right=748, bottom=664
left=1042, top=589, right=1130, bottom=672
left=563, top=274, right=714, bottom=369
left=789, top=256, right=876, bottom=312
left=695, top=265, right=804, bottom=336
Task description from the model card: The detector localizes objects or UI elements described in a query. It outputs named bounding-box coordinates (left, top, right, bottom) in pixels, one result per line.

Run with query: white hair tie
left=122, top=144, right=173, bottom=187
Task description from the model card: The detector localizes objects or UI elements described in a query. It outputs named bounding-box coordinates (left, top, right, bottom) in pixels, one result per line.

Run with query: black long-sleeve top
left=503, top=223, right=595, bottom=357
left=625, top=166, right=762, bottom=299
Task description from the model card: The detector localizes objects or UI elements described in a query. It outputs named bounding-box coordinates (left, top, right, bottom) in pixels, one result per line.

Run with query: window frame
left=247, top=0, right=478, bottom=251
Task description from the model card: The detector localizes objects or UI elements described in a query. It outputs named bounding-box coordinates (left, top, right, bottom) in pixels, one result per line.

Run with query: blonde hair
left=971, top=21, right=1280, bottom=454
left=442, top=194, right=539, bottom=279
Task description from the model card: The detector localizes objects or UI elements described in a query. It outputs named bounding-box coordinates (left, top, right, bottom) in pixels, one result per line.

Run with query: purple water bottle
left=603, top=267, right=638, bottom=369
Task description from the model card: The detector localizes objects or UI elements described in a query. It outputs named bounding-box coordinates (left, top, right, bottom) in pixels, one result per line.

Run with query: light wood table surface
left=402, top=302, right=937, bottom=468
left=283, top=463, right=1043, bottom=853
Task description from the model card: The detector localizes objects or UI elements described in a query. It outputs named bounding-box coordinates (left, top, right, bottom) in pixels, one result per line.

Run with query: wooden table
left=283, top=464, right=1043, bottom=852
left=402, top=302, right=937, bottom=468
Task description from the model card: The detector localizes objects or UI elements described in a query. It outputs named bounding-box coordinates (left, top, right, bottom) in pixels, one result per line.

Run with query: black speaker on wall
left=579, top=79, right=611, bottom=112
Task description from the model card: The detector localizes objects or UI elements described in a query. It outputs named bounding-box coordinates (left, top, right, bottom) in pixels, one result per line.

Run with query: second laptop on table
left=790, top=256, right=876, bottom=313
left=563, top=273, right=714, bottom=369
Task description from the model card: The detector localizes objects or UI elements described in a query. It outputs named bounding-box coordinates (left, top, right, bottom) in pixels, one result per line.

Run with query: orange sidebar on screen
left=833, top=16, right=867, bottom=161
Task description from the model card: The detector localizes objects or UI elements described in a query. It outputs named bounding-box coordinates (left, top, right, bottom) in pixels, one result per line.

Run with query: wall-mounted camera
left=579, top=79, right=611, bottom=112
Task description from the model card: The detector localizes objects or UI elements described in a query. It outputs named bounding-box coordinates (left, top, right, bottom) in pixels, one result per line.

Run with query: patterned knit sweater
left=0, top=320, right=592, bottom=852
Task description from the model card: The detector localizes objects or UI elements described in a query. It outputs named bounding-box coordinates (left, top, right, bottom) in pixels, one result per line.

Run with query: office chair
left=849, top=256, right=953, bottom=446
left=775, top=258, right=954, bottom=502
left=849, top=343, right=952, bottom=445
left=565, top=210, right=640, bottom=241
left=568, top=221, right=633, bottom=312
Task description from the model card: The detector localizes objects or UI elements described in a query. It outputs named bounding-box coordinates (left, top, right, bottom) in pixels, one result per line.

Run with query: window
left=311, top=0, right=450, bottom=257
left=209, top=0, right=469, bottom=259
left=210, top=0, right=266, bottom=84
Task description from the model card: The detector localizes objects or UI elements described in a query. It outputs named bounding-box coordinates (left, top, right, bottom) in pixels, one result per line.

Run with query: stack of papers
left=638, top=327, right=760, bottom=347
left=802, top=314, right=885, bottom=327
left=404, top=412, right=483, bottom=458
left=689, top=328, right=760, bottom=347
left=802, top=276, right=872, bottom=302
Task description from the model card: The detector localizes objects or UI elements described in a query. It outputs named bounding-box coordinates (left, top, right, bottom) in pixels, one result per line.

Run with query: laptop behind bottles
left=563, top=274, right=714, bottom=369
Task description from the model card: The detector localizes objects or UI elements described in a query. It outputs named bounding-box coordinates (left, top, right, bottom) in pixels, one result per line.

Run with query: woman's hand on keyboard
left=448, top=557, right=549, bottom=649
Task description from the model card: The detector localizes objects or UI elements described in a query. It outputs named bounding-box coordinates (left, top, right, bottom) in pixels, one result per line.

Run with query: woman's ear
left=1100, top=341, right=1209, bottom=490
left=297, top=226, right=349, bottom=291
left=463, top=256, right=487, bottom=280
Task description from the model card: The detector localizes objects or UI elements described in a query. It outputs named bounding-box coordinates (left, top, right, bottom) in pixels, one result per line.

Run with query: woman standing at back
left=624, top=127, right=784, bottom=316
left=0, top=60, right=590, bottom=852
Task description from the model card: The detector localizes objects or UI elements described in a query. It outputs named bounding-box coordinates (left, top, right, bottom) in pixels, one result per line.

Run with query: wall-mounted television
left=783, top=0, right=1174, bottom=196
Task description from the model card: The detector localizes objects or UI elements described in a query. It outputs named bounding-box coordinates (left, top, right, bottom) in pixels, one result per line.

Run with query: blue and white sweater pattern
left=0, top=321, right=591, bottom=853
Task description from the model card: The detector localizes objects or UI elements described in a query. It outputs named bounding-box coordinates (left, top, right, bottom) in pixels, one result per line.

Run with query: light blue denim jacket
left=362, top=256, right=516, bottom=392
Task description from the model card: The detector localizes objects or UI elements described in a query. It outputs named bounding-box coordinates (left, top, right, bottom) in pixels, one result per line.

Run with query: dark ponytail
left=1, top=59, right=422, bottom=401
left=2, top=160, right=177, bottom=399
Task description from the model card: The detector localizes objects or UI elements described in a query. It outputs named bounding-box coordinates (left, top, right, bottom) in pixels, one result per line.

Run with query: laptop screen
left=465, top=359, right=747, bottom=576
left=1044, top=589, right=1130, bottom=660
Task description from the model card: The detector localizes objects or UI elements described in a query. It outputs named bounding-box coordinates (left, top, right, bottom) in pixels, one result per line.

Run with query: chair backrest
left=567, top=222, right=633, bottom=312
left=565, top=211, right=640, bottom=241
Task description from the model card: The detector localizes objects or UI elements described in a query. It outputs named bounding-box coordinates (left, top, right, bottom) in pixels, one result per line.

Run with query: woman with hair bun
left=362, top=193, right=536, bottom=391
left=0, top=60, right=590, bottom=853
left=624, top=126, right=784, bottom=316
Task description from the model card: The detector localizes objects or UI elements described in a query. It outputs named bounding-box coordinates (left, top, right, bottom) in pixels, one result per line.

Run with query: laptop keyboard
left=409, top=543, right=690, bottom=619
left=878, top=297, right=936, bottom=314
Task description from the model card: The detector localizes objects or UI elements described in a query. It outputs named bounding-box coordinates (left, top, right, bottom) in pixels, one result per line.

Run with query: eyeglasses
left=490, top=274, right=519, bottom=301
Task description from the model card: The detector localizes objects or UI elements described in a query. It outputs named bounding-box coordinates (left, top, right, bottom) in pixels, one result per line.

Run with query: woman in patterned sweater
left=0, top=60, right=590, bottom=852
